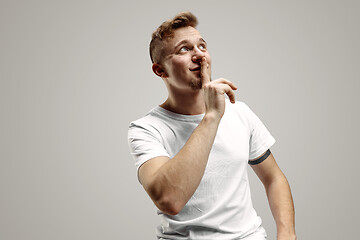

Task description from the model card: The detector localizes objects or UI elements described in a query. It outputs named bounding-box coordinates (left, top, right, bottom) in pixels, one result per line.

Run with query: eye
left=179, top=46, right=189, bottom=52
left=199, top=44, right=207, bottom=51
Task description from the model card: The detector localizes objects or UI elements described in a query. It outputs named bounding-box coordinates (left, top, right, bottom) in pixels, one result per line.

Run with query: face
left=159, top=26, right=212, bottom=91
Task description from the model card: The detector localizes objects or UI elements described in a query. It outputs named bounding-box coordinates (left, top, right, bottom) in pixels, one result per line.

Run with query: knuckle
left=203, top=83, right=211, bottom=89
left=209, top=84, right=217, bottom=90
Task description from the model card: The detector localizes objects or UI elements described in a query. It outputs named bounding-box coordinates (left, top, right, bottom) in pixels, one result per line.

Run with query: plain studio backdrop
left=1, top=0, right=359, bottom=239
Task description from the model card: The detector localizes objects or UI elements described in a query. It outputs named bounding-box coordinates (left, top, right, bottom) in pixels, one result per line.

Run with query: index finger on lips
left=201, top=57, right=210, bottom=84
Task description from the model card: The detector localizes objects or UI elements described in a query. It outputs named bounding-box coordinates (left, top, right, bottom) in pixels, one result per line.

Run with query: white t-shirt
left=128, top=100, right=275, bottom=240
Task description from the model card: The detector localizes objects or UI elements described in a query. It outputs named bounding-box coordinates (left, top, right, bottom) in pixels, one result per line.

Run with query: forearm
left=150, top=113, right=220, bottom=214
left=265, top=174, right=296, bottom=239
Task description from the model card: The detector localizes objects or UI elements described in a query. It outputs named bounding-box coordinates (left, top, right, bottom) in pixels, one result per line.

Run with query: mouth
left=190, top=66, right=201, bottom=72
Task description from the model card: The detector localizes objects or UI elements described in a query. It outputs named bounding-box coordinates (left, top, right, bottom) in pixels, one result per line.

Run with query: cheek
left=205, top=53, right=212, bottom=64
left=172, top=58, right=188, bottom=71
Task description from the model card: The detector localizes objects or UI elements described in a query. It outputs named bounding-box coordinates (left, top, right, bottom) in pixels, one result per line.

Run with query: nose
left=191, top=47, right=205, bottom=63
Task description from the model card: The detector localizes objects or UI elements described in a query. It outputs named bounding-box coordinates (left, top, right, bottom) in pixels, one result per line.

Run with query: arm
left=250, top=152, right=296, bottom=240
left=139, top=113, right=221, bottom=215
left=139, top=58, right=237, bottom=215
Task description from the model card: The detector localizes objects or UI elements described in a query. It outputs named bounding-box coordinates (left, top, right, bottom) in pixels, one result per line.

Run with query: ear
left=152, top=63, right=168, bottom=78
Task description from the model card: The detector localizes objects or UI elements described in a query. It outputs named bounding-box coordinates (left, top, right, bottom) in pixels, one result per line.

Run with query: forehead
left=165, top=26, right=203, bottom=48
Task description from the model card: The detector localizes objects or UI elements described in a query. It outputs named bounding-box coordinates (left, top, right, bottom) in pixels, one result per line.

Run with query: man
left=128, top=12, right=296, bottom=240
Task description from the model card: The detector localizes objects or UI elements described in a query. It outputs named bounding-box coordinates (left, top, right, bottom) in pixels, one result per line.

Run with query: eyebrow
left=174, top=38, right=207, bottom=50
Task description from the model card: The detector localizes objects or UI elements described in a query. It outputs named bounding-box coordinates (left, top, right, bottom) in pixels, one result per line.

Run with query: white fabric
left=128, top=100, right=275, bottom=240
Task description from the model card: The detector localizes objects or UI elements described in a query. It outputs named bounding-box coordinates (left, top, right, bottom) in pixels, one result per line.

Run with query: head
left=149, top=12, right=198, bottom=65
left=149, top=12, right=211, bottom=91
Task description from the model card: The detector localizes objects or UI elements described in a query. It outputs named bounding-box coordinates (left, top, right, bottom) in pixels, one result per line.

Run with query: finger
left=223, top=86, right=236, bottom=104
left=212, top=78, right=237, bottom=90
left=227, top=80, right=237, bottom=90
left=217, top=83, right=236, bottom=104
left=200, top=57, right=210, bottom=84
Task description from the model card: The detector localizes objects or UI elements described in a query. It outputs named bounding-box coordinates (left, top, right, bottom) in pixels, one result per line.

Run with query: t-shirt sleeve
left=128, top=122, right=170, bottom=180
left=241, top=103, right=276, bottom=160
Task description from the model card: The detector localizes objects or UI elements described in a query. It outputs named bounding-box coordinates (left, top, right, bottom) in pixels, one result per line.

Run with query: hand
left=200, top=57, right=237, bottom=119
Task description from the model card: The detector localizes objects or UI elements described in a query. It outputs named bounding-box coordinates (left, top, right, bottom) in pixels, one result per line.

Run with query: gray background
left=1, top=0, right=359, bottom=239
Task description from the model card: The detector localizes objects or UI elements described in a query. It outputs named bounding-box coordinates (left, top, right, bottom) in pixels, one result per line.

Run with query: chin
left=189, top=80, right=203, bottom=90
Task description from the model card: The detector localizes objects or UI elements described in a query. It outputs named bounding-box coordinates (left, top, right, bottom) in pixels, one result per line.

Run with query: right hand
left=201, top=57, right=237, bottom=119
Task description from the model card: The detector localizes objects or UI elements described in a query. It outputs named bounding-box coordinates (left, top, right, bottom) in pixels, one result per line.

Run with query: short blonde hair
left=149, top=12, right=198, bottom=63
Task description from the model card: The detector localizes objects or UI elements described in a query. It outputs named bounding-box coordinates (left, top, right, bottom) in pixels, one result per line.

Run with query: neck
left=160, top=90, right=205, bottom=115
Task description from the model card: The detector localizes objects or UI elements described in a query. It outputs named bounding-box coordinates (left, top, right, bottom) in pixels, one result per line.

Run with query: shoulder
left=128, top=108, right=163, bottom=139
left=128, top=106, right=181, bottom=141
left=129, top=106, right=167, bottom=128
left=225, top=99, right=251, bottom=111
left=224, top=100, right=263, bottom=130
left=224, top=99, right=254, bottom=119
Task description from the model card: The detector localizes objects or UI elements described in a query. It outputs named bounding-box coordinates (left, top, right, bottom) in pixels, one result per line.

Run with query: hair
left=149, top=12, right=198, bottom=64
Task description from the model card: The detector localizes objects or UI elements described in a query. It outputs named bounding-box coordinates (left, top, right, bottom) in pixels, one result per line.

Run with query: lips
left=190, top=66, right=201, bottom=71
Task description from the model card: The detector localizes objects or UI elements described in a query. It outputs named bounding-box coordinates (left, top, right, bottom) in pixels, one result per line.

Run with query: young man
left=128, top=12, right=296, bottom=240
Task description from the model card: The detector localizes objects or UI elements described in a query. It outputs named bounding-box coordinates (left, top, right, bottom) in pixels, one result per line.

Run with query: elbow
left=149, top=185, right=184, bottom=215
left=154, top=194, right=183, bottom=215
left=146, top=175, right=185, bottom=215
